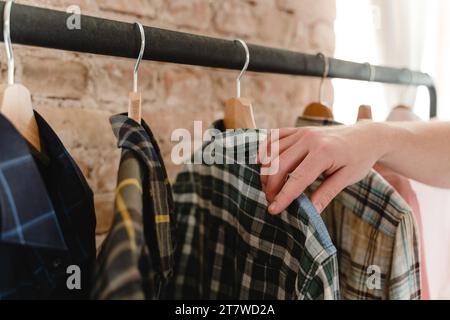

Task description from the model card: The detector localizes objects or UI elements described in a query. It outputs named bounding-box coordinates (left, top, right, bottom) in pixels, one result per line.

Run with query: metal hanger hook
left=400, top=68, right=414, bottom=90
left=133, top=22, right=146, bottom=93
left=235, top=39, right=250, bottom=98
left=366, top=62, right=376, bottom=82
left=318, top=53, right=329, bottom=103
left=4, top=0, right=15, bottom=85
left=407, top=68, right=415, bottom=87
left=401, top=68, right=416, bottom=105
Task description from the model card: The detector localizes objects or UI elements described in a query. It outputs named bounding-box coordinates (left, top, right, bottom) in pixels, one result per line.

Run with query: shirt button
left=52, top=259, right=62, bottom=269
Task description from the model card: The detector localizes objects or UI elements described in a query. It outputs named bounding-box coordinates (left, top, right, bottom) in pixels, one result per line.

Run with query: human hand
left=258, top=122, right=389, bottom=215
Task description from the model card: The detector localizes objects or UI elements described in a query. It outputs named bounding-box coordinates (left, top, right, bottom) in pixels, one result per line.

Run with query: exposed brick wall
left=6, top=0, right=336, bottom=235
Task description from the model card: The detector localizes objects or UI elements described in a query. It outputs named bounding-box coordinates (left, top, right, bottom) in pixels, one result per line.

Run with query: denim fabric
left=297, top=194, right=336, bottom=255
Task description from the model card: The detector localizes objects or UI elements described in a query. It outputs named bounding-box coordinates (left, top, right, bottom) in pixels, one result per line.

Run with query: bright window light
left=333, top=0, right=386, bottom=124
left=334, top=0, right=450, bottom=122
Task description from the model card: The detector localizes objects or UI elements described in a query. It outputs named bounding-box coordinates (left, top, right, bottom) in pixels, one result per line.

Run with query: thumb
left=310, top=169, right=349, bottom=213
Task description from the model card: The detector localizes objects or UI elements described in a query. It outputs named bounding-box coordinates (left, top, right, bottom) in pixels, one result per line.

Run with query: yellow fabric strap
left=155, top=214, right=170, bottom=224
left=116, top=193, right=136, bottom=250
left=114, top=178, right=142, bottom=251
left=116, top=178, right=143, bottom=194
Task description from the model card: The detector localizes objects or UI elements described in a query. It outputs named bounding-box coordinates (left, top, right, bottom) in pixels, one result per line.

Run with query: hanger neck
left=224, top=97, right=256, bottom=129
left=357, top=105, right=373, bottom=122
left=128, top=91, right=142, bottom=124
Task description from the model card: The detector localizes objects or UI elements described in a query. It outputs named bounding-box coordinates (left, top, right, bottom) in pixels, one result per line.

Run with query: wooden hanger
left=357, top=105, right=373, bottom=121
left=356, top=63, right=375, bottom=122
left=128, top=91, right=142, bottom=124
left=128, top=22, right=146, bottom=124
left=0, top=1, right=41, bottom=152
left=303, top=102, right=333, bottom=119
left=302, top=53, right=333, bottom=120
left=0, top=85, right=41, bottom=151
left=224, top=97, right=256, bottom=129
left=224, top=39, right=256, bottom=129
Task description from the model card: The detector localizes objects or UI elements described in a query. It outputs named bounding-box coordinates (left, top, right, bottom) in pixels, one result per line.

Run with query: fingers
left=259, top=127, right=346, bottom=215
left=264, top=143, right=308, bottom=203
left=268, top=152, right=328, bottom=215
left=310, top=169, right=349, bottom=213
left=272, top=133, right=305, bottom=162
left=258, top=125, right=374, bottom=216
left=260, top=132, right=305, bottom=187
left=271, top=128, right=299, bottom=140
left=257, top=128, right=298, bottom=165
left=259, top=129, right=300, bottom=189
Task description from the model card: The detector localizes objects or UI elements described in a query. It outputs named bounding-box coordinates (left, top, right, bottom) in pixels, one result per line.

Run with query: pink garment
left=374, top=164, right=430, bottom=300
left=386, top=106, right=450, bottom=299
left=409, top=181, right=450, bottom=299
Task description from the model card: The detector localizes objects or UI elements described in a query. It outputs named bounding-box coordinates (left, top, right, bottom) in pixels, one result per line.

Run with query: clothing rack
left=0, top=1, right=438, bottom=118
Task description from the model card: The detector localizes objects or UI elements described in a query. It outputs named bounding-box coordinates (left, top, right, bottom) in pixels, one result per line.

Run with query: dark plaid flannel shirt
left=297, top=116, right=421, bottom=300
left=168, top=121, right=340, bottom=300
left=0, top=112, right=96, bottom=300
left=93, top=115, right=175, bottom=300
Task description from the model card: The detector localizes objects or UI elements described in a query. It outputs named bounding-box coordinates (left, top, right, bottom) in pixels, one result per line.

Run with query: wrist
left=375, top=122, right=407, bottom=164
left=356, top=121, right=397, bottom=163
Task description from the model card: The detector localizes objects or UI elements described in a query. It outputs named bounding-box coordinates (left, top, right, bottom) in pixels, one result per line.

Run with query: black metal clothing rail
left=0, top=2, right=438, bottom=118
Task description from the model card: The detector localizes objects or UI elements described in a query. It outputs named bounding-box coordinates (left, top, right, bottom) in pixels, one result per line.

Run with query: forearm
left=377, top=121, right=450, bottom=188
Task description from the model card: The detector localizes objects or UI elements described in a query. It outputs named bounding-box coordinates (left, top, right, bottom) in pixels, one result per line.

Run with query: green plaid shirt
left=297, top=116, right=421, bottom=300
left=93, top=115, right=175, bottom=300
left=168, top=121, right=340, bottom=300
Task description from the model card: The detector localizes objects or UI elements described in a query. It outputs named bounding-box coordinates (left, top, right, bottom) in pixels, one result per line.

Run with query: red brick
left=162, top=66, right=213, bottom=110
left=213, top=0, right=259, bottom=37
left=97, top=0, right=159, bottom=18
left=21, top=58, right=88, bottom=99
left=163, top=0, right=211, bottom=30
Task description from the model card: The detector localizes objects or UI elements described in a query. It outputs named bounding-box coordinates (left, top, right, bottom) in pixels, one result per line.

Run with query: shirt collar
left=110, top=114, right=164, bottom=166
left=0, top=113, right=67, bottom=250
left=35, top=111, right=96, bottom=260
left=206, top=119, right=268, bottom=165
